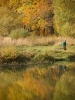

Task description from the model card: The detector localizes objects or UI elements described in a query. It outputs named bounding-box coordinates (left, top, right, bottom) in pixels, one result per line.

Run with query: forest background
left=0, top=0, right=75, bottom=38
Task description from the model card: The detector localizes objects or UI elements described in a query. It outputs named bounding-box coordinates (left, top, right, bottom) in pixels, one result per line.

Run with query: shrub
left=67, top=54, right=75, bottom=61
left=33, top=53, right=55, bottom=63
left=9, top=28, right=30, bottom=39
left=0, top=46, right=35, bottom=64
left=0, top=46, right=18, bottom=63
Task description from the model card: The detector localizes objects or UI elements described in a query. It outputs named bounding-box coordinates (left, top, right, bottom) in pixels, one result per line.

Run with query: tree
left=0, top=0, right=9, bottom=6
left=23, top=0, right=54, bottom=36
left=0, top=7, right=23, bottom=36
left=54, top=0, right=75, bottom=36
left=0, top=0, right=54, bottom=36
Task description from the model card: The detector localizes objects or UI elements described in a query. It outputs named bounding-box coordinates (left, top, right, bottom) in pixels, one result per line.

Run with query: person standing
left=62, top=40, right=66, bottom=50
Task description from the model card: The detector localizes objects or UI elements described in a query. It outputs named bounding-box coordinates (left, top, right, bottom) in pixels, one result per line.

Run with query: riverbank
left=0, top=36, right=75, bottom=65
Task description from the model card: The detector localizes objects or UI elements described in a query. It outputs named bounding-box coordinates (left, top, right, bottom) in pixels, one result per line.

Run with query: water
left=0, top=61, right=75, bottom=100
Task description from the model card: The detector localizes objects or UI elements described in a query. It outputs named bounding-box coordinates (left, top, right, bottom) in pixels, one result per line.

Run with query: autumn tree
left=54, top=0, right=75, bottom=37
left=0, top=0, right=54, bottom=36
left=0, top=7, right=23, bottom=36
left=0, top=0, right=9, bottom=6
left=23, top=0, right=54, bottom=36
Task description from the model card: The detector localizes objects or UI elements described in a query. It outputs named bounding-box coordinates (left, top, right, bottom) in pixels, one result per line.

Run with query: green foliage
left=54, top=0, right=75, bottom=36
left=0, top=7, right=23, bottom=36
left=9, top=28, right=30, bottom=39
left=0, top=15, right=14, bottom=35
left=33, top=52, right=55, bottom=63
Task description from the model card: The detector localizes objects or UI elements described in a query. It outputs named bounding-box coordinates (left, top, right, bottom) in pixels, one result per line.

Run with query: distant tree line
left=0, top=0, right=75, bottom=37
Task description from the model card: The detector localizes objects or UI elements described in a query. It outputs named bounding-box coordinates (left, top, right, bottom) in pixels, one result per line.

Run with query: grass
left=0, top=36, right=75, bottom=64
left=1, top=36, right=74, bottom=47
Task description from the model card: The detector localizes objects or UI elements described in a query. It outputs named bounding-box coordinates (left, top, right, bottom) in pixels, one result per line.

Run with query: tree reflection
left=54, top=70, right=75, bottom=100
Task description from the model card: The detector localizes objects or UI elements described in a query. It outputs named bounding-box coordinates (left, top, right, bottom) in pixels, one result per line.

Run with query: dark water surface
left=0, top=61, right=75, bottom=100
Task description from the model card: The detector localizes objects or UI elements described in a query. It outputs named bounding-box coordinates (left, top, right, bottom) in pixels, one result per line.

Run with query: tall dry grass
left=0, top=36, right=75, bottom=47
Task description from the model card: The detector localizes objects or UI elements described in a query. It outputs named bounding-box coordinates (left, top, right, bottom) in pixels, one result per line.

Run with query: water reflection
left=54, top=70, right=75, bottom=100
left=0, top=62, right=75, bottom=100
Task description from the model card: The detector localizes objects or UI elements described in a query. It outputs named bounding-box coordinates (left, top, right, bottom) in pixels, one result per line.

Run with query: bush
left=67, top=54, right=75, bottom=61
left=0, top=46, right=34, bottom=64
left=33, top=53, right=55, bottom=63
left=9, top=28, right=30, bottom=39
left=0, top=46, right=18, bottom=63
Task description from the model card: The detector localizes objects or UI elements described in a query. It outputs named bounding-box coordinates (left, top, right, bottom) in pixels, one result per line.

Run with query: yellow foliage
left=0, top=46, right=17, bottom=58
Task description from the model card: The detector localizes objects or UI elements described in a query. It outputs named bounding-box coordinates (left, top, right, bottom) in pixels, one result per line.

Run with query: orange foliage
left=23, top=0, right=54, bottom=35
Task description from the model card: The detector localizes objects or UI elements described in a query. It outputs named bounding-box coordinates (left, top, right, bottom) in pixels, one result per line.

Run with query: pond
left=0, top=61, right=75, bottom=100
